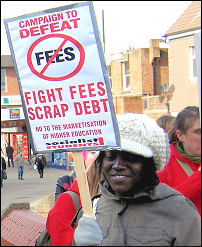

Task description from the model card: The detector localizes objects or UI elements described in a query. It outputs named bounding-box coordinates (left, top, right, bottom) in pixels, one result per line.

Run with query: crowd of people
left=1, top=145, right=47, bottom=183
left=73, top=112, right=200, bottom=246
left=45, top=106, right=201, bottom=246
left=1, top=105, right=201, bottom=246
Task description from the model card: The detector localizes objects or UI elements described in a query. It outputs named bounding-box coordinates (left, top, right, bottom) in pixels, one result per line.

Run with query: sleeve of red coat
left=46, top=192, right=80, bottom=246
left=172, top=171, right=201, bottom=201
left=157, top=166, right=201, bottom=202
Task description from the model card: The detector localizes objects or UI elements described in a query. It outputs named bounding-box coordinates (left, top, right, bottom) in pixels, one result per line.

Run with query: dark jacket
left=34, top=154, right=47, bottom=167
left=6, top=145, right=14, bottom=157
left=1, top=157, right=6, bottom=170
left=55, top=175, right=74, bottom=201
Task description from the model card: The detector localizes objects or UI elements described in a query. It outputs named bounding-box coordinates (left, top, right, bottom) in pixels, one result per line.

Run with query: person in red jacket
left=46, top=178, right=80, bottom=246
left=157, top=106, right=201, bottom=216
left=46, top=160, right=103, bottom=246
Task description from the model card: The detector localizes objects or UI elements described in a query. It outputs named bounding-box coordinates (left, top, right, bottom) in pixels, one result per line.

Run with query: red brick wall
left=1, top=209, right=46, bottom=246
left=2, top=68, right=20, bottom=96
left=1, top=238, right=14, bottom=246
left=124, top=97, right=143, bottom=113
left=141, top=49, right=153, bottom=96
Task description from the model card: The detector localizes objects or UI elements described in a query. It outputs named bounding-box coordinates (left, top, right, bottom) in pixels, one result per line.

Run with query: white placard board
left=4, top=1, right=120, bottom=153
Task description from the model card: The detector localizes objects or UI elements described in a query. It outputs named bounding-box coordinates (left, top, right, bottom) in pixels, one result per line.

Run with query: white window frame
left=189, top=46, right=197, bottom=83
left=122, top=61, right=130, bottom=92
left=1, top=68, right=6, bottom=92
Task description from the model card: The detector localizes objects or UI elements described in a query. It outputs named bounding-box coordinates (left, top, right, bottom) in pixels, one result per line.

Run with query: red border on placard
left=27, top=33, right=85, bottom=81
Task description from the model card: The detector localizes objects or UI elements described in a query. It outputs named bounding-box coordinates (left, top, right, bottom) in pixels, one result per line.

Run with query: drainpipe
left=152, top=58, right=157, bottom=95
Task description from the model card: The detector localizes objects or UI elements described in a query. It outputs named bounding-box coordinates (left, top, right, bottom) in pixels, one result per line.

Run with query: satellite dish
left=159, top=84, right=169, bottom=93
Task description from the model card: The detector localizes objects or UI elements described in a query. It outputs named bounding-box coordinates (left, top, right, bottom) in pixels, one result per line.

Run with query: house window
left=1, top=68, right=6, bottom=92
left=189, top=46, right=197, bottom=82
left=107, top=65, right=112, bottom=88
left=122, top=61, right=130, bottom=91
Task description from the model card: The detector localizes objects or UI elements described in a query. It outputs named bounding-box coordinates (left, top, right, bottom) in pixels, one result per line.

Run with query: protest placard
left=4, top=1, right=120, bottom=218
left=4, top=1, right=120, bottom=154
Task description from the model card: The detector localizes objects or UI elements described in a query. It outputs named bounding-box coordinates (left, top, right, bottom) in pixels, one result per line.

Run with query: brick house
left=163, top=1, right=201, bottom=115
left=108, top=39, right=170, bottom=119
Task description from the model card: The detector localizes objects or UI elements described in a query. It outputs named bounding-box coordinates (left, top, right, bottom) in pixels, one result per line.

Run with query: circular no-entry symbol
left=27, top=33, right=85, bottom=81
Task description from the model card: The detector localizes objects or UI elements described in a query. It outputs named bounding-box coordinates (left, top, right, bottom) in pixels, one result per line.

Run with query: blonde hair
left=156, top=115, right=176, bottom=134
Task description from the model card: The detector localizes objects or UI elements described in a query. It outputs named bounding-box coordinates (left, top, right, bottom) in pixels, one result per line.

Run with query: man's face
left=177, top=118, right=201, bottom=156
left=102, top=151, right=143, bottom=197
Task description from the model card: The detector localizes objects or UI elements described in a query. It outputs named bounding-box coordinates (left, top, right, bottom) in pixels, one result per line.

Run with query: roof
left=165, top=1, right=201, bottom=37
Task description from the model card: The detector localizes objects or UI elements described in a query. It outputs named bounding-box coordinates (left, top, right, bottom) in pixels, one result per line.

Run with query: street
left=1, top=163, right=72, bottom=212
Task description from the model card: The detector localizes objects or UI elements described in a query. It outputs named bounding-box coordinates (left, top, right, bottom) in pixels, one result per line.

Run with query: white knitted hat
left=117, top=113, right=170, bottom=170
